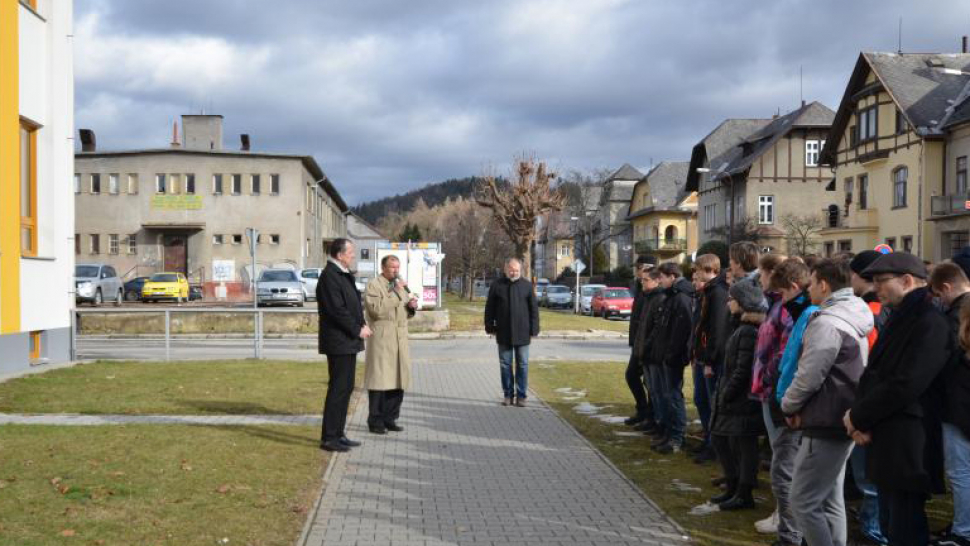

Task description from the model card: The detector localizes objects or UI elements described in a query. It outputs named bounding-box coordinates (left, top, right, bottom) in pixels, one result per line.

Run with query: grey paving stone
left=300, top=356, right=690, bottom=545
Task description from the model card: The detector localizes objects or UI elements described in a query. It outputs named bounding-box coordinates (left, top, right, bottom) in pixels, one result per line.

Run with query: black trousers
left=712, top=433, right=760, bottom=488
left=368, top=389, right=404, bottom=427
left=625, top=353, right=651, bottom=420
left=878, top=488, right=929, bottom=546
left=321, top=353, right=357, bottom=443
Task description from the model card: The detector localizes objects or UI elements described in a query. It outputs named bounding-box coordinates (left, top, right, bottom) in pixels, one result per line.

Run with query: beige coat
left=364, top=276, right=413, bottom=391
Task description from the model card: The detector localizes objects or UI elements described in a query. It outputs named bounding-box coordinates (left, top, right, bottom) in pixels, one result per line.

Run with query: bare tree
left=439, top=198, right=513, bottom=299
left=781, top=213, right=823, bottom=256
left=708, top=215, right=765, bottom=245
left=476, top=156, right=567, bottom=278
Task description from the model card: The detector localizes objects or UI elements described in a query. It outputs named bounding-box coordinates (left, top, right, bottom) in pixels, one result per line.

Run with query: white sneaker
left=755, top=509, right=779, bottom=534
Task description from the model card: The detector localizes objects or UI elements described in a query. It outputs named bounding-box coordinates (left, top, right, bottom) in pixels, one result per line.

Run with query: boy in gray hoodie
left=782, top=258, right=873, bottom=546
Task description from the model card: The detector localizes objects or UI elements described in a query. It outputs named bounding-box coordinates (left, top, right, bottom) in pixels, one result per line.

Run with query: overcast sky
left=74, top=0, right=970, bottom=205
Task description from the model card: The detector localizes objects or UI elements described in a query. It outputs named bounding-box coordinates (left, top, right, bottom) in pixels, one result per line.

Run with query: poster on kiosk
left=375, top=242, right=444, bottom=310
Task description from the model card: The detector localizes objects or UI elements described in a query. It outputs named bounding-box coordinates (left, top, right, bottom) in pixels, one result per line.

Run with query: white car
left=579, top=284, right=607, bottom=315
left=300, top=268, right=322, bottom=301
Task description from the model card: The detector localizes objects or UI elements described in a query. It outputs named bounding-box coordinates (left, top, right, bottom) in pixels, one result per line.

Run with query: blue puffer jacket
left=775, top=298, right=819, bottom=406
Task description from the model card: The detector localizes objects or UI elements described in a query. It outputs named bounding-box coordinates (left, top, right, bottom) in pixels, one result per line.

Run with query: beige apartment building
left=688, top=102, right=835, bottom=253
left=74, top=115, right=348, bottom=296
left=627, top=161, right=698, bottom=264
left=536, top=211, right=576, bottom=281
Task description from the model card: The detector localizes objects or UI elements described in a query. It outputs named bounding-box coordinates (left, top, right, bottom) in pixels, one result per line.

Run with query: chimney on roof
left=181, top=114, right=224, bottom=151
left=240, top=134, right=250, bottom=151
left=963, top=36, right=968, bottom=53
left=170, top=120, right=180, bottom=148
left=79, top=129, right=96, bottom=152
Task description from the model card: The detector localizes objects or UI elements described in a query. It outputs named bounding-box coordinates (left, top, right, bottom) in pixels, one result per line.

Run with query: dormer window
left=857, top=106, right=878, bottom=143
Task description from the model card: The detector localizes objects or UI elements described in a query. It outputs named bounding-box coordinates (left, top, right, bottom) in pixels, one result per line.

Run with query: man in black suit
left=317, top=238, right=372, bottom=452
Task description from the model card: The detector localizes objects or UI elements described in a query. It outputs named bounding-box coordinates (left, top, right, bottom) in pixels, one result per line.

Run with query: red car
left=590, top=287, right=634, bottom=319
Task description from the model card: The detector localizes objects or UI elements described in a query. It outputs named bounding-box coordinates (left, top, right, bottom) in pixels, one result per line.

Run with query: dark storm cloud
left=74, top=0, right=970, bottom=204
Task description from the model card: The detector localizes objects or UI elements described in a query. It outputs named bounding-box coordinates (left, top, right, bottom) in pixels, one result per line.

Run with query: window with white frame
left=108, top=173, right=119, bottom=194
left=108, top=234, right=119, bottom=255
left=155, top=174, right=166, bottom=194
left=958, top=156, right=968, bottom=195
left=213, top=234, right=224, bottom=245
left=858, top=106, right=878, bottom=142
left=270, top=174, right=280, bottom=195
left=231, top=174, right=242, bottom=195
left=758, top=195, right=774, bottom=224
left=703, top=204, right=717, bottom=231
left=213, top=174, right=223, bottom=194
left=251, top=174, right=260, bottom=195
left=805, top=140, right=820, bottom=166
left=560, top=243, right=570, bottom=257
left=90, top=234, right=100, bottom=254
left=127, top=234, right=137, bottom=254
left=91, top=173, right=101, bottom=194
left=185, top=174, right=196, bottom=194
left=74, top=173, right=81, bottom=194
left=127, top=173, right=139, bottom=194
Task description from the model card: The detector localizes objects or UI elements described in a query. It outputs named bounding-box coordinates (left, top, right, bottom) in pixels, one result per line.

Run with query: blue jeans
left=645, top=364, right=667, bottom=427
left=692, top=362, right=713, bottom=444
left=944, top=423, right=970, bottom=539
left=660, top=365, right=686, bottom=444
left=850, top=445, right=887, bottom=544
left=498, top=344, right=529, bottom=400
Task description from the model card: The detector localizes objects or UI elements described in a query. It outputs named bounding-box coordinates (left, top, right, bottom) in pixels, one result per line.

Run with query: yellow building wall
left=821, top=80, right=931, bottom=257
left=0, top=0, right=21, bottom=334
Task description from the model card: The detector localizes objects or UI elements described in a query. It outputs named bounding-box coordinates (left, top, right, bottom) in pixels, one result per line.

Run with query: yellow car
left=141, top=272, right=190, bottom=303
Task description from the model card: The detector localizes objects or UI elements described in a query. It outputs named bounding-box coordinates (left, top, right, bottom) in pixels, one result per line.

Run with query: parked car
left=590, top=287, right=634, bottom=319
left=300, top=268, right=322, bottom=301
left=535, top=278, right=550, bottom=300
left=141, top=272, right=190, bottom=303
left=257, top=269, right=305, bottom=307
left=579, top=284, right=607, bottom=315
left=189, top=285, right=204, bottom=301
left=75, top=264, right=124, bottom=306
left=541, top=285, right=573, bottom=309
left=123, top=276, right=150, bottom=301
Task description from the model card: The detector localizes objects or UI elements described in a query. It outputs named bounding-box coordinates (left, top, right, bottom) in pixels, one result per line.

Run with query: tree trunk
left=516, top=239, right=531, bottom=280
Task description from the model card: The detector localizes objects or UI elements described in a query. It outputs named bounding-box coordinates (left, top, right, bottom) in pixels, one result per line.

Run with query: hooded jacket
left=711, top=312, right=767, bottom=436
left=781, top=288, right=873, bottom=439
left=652, top=277, right=696, bottom=368
left=944, top=292, right=970, bottom=441
left=852, top=287, right=950, bottom=493
left=751, top=292, right=791, bottom=402
left=692, top=273, right=731, bottom=367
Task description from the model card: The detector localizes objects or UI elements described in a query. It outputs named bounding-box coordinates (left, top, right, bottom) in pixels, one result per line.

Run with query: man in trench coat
left=364, top=255, right=418, bottom=434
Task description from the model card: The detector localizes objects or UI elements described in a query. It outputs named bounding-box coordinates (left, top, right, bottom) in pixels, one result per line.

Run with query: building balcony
left=931, top=194, right=970, bottom=217
left=636, top=238, right=688, bottom=254
left=820, top=206, right=879, bottom=231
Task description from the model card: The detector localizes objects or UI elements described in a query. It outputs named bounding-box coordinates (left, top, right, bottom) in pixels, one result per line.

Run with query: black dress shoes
left=369, top=424, right=387, bottom=434
left=384, top=422, right=404, bottom=432
left=320, top=441, right=350, bottom=452
left=339, top=437, right=361, bottom=447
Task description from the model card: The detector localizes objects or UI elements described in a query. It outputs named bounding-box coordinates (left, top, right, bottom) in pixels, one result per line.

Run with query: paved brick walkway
left=301, top=357, right=689, bottom=546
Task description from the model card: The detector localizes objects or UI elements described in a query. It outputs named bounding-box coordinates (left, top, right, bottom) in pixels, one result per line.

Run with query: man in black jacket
left=625, top=257, right=657, bottom=426
left=691, top=253, right=731, bottom=460
left=484, top=258, right=540, bottom=407
left=846, top=253, right=951, bottom=546
left=317, top=238, right=372, bottom=452
left=652, top=262, right=695, bottom=454
left=928, top=263, right=970, bottom=546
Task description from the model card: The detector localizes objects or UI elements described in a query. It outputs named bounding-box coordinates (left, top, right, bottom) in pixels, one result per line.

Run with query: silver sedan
left=256, top=269, right=305, bottom=307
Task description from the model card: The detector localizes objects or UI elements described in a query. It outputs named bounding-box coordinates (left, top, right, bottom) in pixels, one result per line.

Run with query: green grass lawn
left=443, top=293, right=630, bottom=333
left=530, top=361, right=954, bottom=546
left=0, top=425, right=325, bottom=546
left=0, top=360, right=338, bottom=545
left=0, top=360, right=334, bottom=415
